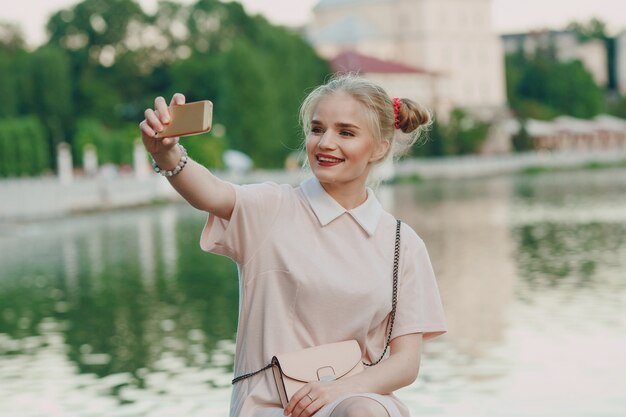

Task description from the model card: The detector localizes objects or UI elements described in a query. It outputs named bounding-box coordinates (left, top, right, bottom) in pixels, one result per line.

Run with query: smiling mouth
left=317, top=155, right=345, bottom=163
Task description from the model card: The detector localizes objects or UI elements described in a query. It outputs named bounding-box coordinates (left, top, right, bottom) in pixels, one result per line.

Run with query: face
left=306, top=91, right=389, bottom=193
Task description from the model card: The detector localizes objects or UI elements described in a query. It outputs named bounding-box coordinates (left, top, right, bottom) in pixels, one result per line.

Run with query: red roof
left=330, top=50, right=434, bottom=75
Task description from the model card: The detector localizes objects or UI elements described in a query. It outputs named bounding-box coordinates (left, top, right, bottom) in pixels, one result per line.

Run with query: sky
left=2, top=0, right=626, bottom=48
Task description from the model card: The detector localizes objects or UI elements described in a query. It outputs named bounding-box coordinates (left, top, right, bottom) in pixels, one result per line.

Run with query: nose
left=317, top=131, right=337, bottom=150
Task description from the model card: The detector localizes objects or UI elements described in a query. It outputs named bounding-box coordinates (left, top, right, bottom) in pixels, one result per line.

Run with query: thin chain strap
left=231, top=362, right=274, bottom=385
left=231, top=219, right=402, bottom=384
left=363, top=219, right=401, bottom=367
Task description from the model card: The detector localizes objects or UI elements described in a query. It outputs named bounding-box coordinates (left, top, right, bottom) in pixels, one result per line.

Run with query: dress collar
left=300, top=177, right=383, bottom=236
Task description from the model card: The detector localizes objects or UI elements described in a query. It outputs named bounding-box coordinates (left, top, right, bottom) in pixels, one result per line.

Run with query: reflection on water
left=1, top=168, right=625, bottom=417
left=0, top=206, right=239, bottom=416
left=394, top=177, right=517, bottom=359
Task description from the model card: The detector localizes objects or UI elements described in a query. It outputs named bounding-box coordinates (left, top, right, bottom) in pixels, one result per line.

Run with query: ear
left=369, top=139, right=390, bottom=163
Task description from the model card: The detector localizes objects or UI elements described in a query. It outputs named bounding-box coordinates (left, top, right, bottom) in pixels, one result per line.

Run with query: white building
left=330, top=50, right=452, bottom=117
left=307, top=0, right=507, bottom=116
left=501, top=30, right=609, bottom=87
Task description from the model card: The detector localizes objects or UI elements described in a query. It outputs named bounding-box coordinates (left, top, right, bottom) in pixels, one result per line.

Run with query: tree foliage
left=0, top=117, right=49, bottom=177
left=511, top=119, right=534, bottom=152
left=28, top=47, right=74, bottom=146
left=0, top=0, right=329, bottom=176
left=0, top=23, right=28, bottom=118
left=0, top=21, right=26, bottom=52
left=608, top=95, right=626, bottom=119
left=410, top=110, right=491, bottom=157
left=505, top=48, right=605, bottom=120
left=566, top=17, right=618, bottom=91
left=566, top=18, right=608, bottom=42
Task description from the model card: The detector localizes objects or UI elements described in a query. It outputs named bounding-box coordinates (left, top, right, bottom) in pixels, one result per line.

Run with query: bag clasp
left=317, top=366, right=337, bottom=382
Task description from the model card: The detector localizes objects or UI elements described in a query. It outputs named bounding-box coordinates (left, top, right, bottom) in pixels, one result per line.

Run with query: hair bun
left=397, top=98, right=432, bottom=134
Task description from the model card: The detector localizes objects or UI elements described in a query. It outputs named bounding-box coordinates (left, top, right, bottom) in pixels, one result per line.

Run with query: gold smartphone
left=155, top=100, right=213, bottom=138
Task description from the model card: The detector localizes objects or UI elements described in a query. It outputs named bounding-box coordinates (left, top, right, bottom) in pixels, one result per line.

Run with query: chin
left=312, top=170, right=337, bottom=183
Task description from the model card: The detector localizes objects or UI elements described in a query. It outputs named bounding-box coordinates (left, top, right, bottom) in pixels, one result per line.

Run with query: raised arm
left=139, top=94, right=235, bottom=220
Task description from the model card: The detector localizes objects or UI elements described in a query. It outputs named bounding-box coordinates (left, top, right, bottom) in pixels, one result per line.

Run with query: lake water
left=1, top=168, right=625, bottom=417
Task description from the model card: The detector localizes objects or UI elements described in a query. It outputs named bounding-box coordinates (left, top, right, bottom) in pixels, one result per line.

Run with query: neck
left=319, top=180, right=368, bottom=210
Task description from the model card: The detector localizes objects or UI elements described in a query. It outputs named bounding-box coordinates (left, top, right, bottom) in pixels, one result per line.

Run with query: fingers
left=139, top=119, right=155, bottom=138
left=285, top=387, right=310, bottom=415
left=300, top=396, right=321, bottom=417
left=142, top=108, right=162, bottom=136
left=285, top=391, right=322, bottom=417
left=143, top=93, right=185, bottom=129
left=288, top=397, right=317, bottom=417
left=154, top=96, right=170, bottom=125
left=139, top=93, right=185, bottom=151
left=170, top=93, right=186, bottom=107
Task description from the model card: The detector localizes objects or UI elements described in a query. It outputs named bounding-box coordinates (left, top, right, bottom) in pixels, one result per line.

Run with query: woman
left=139, top=74, right=446, bottom=417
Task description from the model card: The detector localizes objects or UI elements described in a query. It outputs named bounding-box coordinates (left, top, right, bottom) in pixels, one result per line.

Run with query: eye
left=340, top=130, right=355, bottom=137
left=310, top=126, right=324, bottom=134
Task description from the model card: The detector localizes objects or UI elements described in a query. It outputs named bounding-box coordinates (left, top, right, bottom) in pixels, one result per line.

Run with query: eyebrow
left=336, top=122, right=360, bottom=130
left=310, top=120, right=360, bottom=130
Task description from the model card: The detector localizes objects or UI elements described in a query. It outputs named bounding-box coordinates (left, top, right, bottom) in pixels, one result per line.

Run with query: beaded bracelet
left=151, top=143, right=189, bottom=177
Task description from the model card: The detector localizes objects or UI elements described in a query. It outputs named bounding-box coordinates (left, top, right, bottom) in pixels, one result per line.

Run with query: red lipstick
left=316, top=153, right=345, bottom=167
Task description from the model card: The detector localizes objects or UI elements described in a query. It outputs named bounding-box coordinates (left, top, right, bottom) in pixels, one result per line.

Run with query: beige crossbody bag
left=232, top=220, right=401, bottom=407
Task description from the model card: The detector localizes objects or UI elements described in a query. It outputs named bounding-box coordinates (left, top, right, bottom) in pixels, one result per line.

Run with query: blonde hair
left=299, top=73, right=432, bottom=163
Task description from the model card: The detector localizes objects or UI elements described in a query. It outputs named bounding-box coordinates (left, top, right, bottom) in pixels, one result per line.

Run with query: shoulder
left=378, top=213, right=426, bottom=253
left=237, top=181, right=293, bottom=193
left=400, top=221, right=425, bottom=250
left=229, top=182, right=298, bottom=220
left=235, top=181, right=296, bottom=200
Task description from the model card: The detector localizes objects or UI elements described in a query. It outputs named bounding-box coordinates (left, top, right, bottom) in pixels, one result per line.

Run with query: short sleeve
left=199, top=182, right=284, bottom=264
left=391, top=227, right=447, bottom=341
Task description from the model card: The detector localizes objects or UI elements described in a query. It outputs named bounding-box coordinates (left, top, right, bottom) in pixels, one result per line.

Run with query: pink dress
left=200, top=178, right=446, bottom=417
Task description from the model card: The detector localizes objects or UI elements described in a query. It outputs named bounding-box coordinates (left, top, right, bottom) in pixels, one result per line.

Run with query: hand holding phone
left=155, top=100, right=213, bottom=138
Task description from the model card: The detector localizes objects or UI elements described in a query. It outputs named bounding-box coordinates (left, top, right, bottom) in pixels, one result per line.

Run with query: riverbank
left=393, top=150, right=626, bottom=181
left=1, top=150, right=625, bottom=222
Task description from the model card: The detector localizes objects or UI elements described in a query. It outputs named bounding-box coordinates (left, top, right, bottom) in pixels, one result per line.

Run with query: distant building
left=505, top=115, right=626, bottom=152
left=616, top=30, right=626, bottom=95
left=307, top=0, right=507, bottom=116
left=329, top=50, right=452, bottom=117
left=501, top=30, right=609, bottom=87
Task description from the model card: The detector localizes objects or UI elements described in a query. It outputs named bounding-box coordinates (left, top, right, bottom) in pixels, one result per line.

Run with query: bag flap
left=273, top=340, right=362, bottom=383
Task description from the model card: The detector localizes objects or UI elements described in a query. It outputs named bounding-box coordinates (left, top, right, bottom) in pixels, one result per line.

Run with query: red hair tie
left=393, top=98, right=401, bottom=130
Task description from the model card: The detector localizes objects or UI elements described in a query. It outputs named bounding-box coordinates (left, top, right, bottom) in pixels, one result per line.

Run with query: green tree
left=0, top=0, right=332, bottom=174
left=0, top=51, right=19, bottom=117
left=607, top=95, right=626, bottom=119
left=407, top=111, right=490, bottom=157
left=27, top=47, right=74, bottom=162
left=507, top=50, right=605, bottom=119
left=74, top=119, right=137, bottom=166
left=566, top=18, right=608, bottom=42
left=168, top=55, right=223, bottom=107
left=46, top=0, right=146, bottom=53
left=504, top=47, right=528, bottom=111
left=445, top=109, right=491, bottom=155
left=45, top=0, right=150, bottom=123
left=0, top=22, right=27, bottom=118
left=0, top=117, right=49, bottom=177
left=248, top=20, right=330, bottom=162
left=218, top=40, right=283, bottom=166
left=38, top=0, right=329, bottom=169
left=511, top=119, right=534, bottom=152
left=410, top=117, right=447, bottom=157
left=162, top=2, right=328, bottom=167
left=566, top=18, right=615, bottom=91
left=0, top=21, right=26, bottom=52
